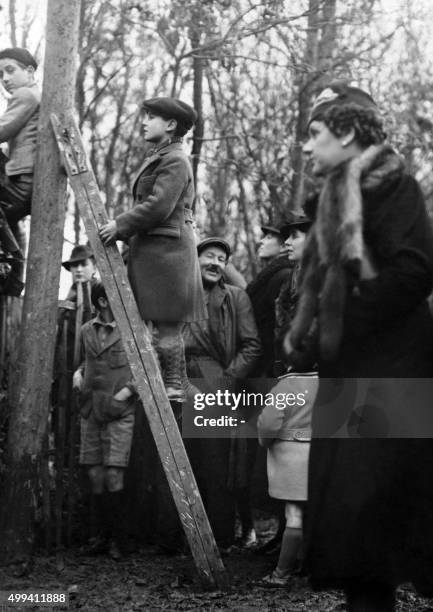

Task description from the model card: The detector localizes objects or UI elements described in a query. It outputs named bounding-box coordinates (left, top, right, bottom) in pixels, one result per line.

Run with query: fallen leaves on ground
left=0, top=546, right=432, bottom=611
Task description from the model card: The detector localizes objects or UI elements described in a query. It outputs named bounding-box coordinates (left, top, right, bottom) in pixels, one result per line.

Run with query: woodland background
left=1, top=3, right=433, bottom=606
left=2, top=0, right=433, bottom=280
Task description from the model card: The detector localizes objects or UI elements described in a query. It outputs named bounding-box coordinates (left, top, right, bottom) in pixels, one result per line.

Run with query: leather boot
left=157, top=333, right=186, bottom=402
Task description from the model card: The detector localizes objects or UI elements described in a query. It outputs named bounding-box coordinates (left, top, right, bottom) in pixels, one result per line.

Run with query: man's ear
left=26, top=65, right=35, bottom=77
left=166, top=118, right=177, bottom=134
left=340, top=127, right=356, bottom=147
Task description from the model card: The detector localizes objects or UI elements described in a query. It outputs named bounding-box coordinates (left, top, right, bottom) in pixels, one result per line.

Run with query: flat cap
left=62, top=244, right=94, bottom=270
left=197, top=237, right=231, bottom=259
left=142, top=97, right=197, bottom=130
left=279, top=212, right=312, bottom=239
left=0, top=47, right=37, bottom=69
left=309, top=80, right=377, bottom=125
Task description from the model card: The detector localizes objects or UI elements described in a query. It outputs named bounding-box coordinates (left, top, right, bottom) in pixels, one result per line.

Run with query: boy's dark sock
left=106, top=489, right=128, bottom=553
left=276, top=526, right=302, bottom=575
left=86, top=493, right=109, bottom=553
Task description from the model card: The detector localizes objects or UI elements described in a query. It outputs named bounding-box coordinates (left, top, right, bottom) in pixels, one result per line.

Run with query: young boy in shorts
left=99, top=97, right=206, bottom=402
left=0, top=47, right=40, bottom=295
left=73, top=282, right=136, bottom=560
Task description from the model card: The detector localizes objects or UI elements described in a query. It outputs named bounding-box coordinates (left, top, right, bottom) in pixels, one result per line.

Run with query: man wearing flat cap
left=100, top=97, right=205, bottom=402
left=177, top=237, right=261, bottom=551
left=0, top=47, right=40, bottom=295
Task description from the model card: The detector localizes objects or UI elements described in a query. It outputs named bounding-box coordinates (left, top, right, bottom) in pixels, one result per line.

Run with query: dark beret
left=279, top=212, right=312, bottom=240
left=0, top=47, right=37, bottom=69
left=197, top=237, right=231, bottom=259
left=142, top=97, right=197, bottom=130
left=309, top=80, right=377, bottom=125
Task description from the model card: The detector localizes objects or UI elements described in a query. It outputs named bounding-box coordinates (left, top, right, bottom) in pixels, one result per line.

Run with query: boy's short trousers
left=79, top=411, right=135, bottom=468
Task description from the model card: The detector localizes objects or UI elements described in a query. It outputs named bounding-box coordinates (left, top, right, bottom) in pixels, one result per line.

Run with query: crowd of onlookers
left=4, top=43, right=433, bottom=610
left=57, top=217, right=315, bottom=584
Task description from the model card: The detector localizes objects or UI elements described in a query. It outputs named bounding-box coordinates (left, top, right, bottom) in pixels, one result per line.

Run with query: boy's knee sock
left=106, top=489, right=127, bottom=547
left=91, top=492, right=108, bottom=540
left=276, top=527, right=302, bottom=575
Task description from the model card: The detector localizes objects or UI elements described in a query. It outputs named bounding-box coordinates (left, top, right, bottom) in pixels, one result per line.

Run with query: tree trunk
left=190, top=29, right=204, bottom=211
left=0, top=0, right=82, bottom=565
left=291, top=0, right=337, bottom=210
left=291, top=0, right=321, bottom=210
left=8, top=0, right=17, bottom=46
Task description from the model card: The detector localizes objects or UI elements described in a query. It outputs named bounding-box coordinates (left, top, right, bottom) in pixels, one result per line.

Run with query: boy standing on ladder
left=100, top=98, right=205, bottom=402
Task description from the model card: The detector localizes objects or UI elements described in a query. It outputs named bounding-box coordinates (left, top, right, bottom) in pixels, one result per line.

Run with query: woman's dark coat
left=116, top=140, right=205, bottom=323
left=304, top=157, right=433, bottom=593
left=246, top=255, right=292, bottom=376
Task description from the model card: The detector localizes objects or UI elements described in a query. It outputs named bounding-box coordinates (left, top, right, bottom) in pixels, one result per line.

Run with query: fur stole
left=290, top=144, right=404, bottom=362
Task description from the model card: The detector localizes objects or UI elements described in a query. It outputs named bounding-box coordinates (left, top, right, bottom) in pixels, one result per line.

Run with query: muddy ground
left=1, top=542, right=433, bottom=611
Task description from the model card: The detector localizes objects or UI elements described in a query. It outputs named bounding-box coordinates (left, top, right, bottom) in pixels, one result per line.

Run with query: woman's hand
left=99, top=220, right=118, bottom=245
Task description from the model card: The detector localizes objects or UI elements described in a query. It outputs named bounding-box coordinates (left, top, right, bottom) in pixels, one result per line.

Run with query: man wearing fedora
left=60, top=244, right=97, bottom=338
left=181, top=237, right=262, bottom=551
left=100, top=97, right=205, bottom=403
left=53, top=245, right=97, bottom=451
left=55, top=243, right=97, bottom=391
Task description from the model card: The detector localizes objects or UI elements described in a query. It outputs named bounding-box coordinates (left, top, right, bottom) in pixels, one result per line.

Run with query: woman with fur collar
left=288, top=81, right=433, bottom=610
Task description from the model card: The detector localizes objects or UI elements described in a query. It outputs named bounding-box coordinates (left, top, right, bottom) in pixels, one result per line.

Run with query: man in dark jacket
left=183, top=237, right=262, bottom=550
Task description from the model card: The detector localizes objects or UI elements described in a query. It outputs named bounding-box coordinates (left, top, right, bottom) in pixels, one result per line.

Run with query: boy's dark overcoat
left=304, top=155, right=433, bottom=594
left=116, top=141, right=205, bottom=323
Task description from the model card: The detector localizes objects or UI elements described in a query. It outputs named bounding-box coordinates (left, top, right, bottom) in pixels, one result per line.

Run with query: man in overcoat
left=100, top=97, right=205, bottom=402
left=183, top=237, right=262, bottom=550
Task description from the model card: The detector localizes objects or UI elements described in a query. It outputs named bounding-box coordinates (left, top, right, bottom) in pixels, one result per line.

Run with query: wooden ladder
left=50, top=112, right=228, bottom=590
